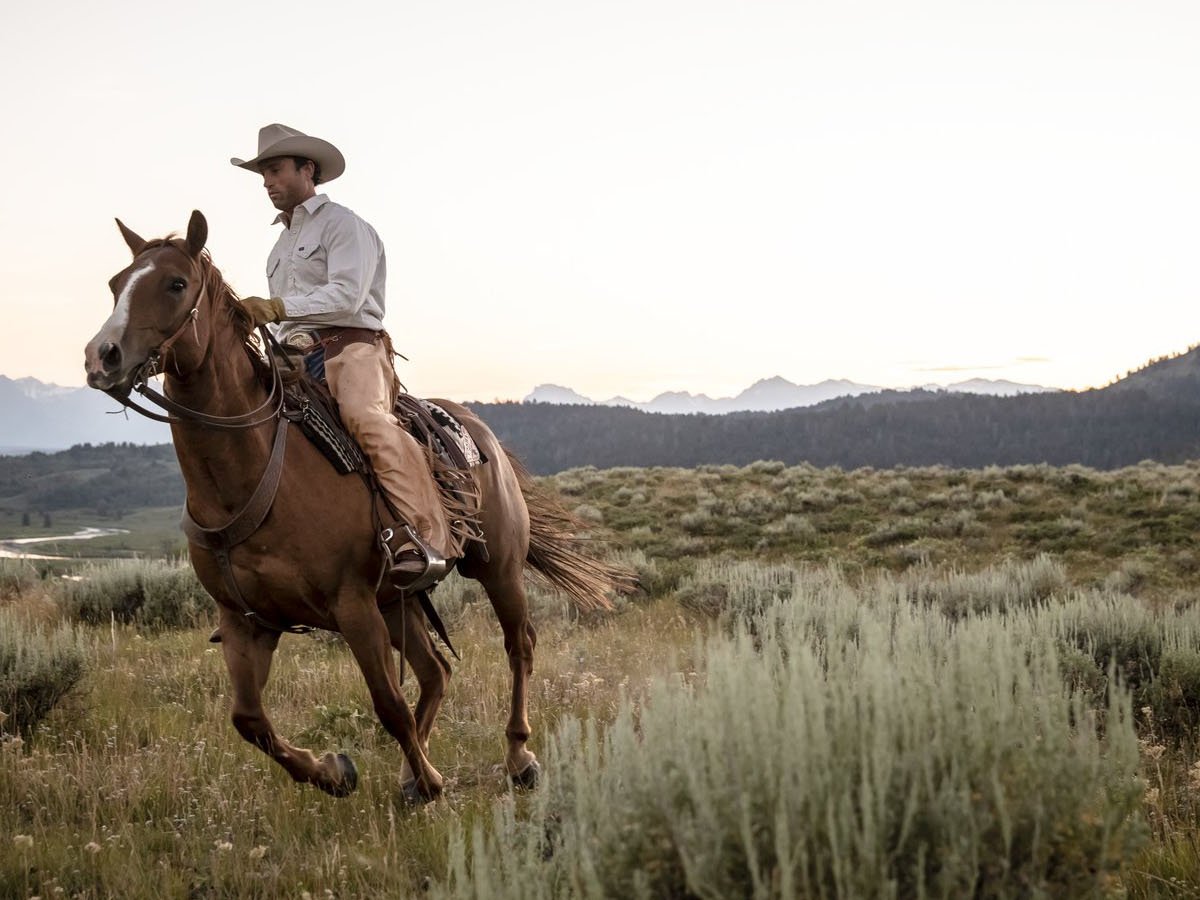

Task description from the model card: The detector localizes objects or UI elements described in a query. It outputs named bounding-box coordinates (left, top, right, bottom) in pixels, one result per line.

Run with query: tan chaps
left=324, top=338, right=453, bottom=559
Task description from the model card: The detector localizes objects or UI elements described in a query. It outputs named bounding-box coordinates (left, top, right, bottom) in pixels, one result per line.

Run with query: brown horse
left=83, top=210, right=632, bottom=802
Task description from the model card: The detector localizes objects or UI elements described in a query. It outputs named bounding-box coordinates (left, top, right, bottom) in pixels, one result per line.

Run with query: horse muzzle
left=84, top=336, right=136, bottom=394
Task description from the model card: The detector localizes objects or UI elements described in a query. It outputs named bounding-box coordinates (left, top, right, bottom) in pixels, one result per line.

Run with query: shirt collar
left=272, top=193, right=331, bottom=226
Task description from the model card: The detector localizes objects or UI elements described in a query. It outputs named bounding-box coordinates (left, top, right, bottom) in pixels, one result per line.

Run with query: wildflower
left=13, top=835, right=33, bottom=849
left=84, top=842, right=101, bottom=855
left=214, top=840, right=233, bottom=852
left=249, top=845, right=267, bottom=860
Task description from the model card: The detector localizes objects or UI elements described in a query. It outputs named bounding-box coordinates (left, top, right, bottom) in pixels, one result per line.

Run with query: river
left=0, top=526, right=130, bottom=559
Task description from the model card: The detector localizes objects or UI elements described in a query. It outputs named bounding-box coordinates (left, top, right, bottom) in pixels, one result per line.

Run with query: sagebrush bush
left=0, top=608, right=86, bottom=736
left=0, top=559, right=44, bottom=600
left=1042, top=592, right=1200, bottom=736
left=893, top=555, right=1068, bottom=620
left=675, top=559, right=798, bottom=624
left=57, top=560, right=214, bottom=629
left=439, top=589, right=1145, bottom=899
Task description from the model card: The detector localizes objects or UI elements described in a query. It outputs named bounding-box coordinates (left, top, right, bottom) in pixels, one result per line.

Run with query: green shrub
left=1043, top=593, right=1200, bottom=737
left=675, top=559, right=798, bottom=624
left=0, top=559, right=44, bottom=599
left=0, top=608, right=86, bottom=736
left=57, top=560, right=213, bottom=629
left=894, top=555, right=1068, bottom=620
left=439, top=594, right=1145, bottom=899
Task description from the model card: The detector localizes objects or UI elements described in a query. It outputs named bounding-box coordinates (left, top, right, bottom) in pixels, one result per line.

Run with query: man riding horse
left=233, top=124, right=454, bottom=592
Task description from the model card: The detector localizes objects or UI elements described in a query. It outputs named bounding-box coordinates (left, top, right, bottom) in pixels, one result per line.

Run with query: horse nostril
left=100, top=341, right=122, bottom=372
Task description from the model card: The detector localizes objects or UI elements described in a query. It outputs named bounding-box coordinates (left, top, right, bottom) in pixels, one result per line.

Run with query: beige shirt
left=267, top=194, right=386, bottom=345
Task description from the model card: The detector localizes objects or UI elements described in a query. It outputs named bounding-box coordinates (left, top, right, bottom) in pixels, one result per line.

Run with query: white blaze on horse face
left=103, top=260, right=155, bottom=342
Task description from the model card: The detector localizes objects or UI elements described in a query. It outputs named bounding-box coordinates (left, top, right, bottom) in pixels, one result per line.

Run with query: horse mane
left=146, top=235, right=271, bottom=386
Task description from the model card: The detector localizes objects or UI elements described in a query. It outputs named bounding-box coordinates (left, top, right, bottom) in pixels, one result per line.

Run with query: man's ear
left=186, top=210, right=208, bottom=258
left=115, top=218, right=146, bottom=256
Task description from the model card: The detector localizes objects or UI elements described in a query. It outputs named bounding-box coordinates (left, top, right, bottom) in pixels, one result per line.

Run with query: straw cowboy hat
left=231, top=124, right=346, bottom=183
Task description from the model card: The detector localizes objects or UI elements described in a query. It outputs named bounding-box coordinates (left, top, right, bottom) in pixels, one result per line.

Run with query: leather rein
left=105, top=264, right=309, bottom=635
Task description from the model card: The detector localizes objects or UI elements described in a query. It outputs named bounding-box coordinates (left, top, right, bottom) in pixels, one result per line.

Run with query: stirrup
left=380, top=523, right=451, bottom=593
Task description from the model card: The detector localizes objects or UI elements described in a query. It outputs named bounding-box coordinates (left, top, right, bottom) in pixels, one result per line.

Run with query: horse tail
left=504, top=449, right=639, bottom=613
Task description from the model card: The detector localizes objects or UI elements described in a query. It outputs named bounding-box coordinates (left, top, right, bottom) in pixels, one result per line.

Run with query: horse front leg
left=333, top=591, right=444, bottom=803
left=218, top=607, right=358, bottom=797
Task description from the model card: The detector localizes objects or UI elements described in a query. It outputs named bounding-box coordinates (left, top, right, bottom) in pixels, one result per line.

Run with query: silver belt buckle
left=285, top=331, right=317, bottom=352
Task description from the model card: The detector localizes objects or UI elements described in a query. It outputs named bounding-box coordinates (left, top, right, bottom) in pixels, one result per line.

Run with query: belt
left=285, top=326, right=382, bottom=360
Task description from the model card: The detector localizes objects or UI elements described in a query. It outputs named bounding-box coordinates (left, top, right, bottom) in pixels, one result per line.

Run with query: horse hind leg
left=476, top=562, right=541, bottom=788
left=382, top=598, right=451, bottom=792
left=218, top=607, right=358, bottom=797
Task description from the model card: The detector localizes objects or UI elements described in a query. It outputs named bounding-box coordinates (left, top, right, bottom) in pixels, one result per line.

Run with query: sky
left=1, top=0, right=1197, bottom=403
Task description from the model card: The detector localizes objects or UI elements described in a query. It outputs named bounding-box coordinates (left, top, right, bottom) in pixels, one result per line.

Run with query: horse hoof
left=319, top=752, right=358, bottom=798
left=511, top=759, right=541, bottom=791
left=400, top=778, right=436, bottom=806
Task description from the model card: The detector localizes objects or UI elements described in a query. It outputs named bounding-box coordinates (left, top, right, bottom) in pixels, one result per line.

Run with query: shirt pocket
left=292, top=236, right=326, bottom=288
left=265, top=252, right=282, bottom=297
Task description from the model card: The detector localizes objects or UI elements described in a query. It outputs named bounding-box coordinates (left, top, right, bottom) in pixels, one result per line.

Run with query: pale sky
left=1, top=1, right=1197, bottom=403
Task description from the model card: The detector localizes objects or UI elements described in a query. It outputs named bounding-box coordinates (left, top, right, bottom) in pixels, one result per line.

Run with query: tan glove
left=241, top=296, right=286, bottom=326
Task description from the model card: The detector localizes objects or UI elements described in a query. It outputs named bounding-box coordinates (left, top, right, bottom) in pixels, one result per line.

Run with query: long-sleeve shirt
left=267, top=194, right=387, bottom=346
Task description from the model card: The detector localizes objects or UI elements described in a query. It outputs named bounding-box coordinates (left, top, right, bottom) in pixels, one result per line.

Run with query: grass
left=4, top=459, right=1200, bottom=896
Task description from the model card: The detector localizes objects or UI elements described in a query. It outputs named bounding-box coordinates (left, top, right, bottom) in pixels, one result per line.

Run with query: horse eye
left=170, top=279, right=187, bottom=292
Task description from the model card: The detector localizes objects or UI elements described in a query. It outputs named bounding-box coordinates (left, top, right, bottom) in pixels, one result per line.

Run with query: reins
left=106, top=251, right=309, bottom=635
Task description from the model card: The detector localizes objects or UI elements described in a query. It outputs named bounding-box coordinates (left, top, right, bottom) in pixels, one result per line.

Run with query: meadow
left=4, top=459, right=1200, bottom=898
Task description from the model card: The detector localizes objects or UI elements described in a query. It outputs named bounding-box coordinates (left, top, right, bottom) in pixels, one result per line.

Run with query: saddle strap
left=181, top=418, right=307, bottom=634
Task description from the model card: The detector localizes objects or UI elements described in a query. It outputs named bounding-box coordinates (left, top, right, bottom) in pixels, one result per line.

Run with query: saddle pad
left=282, top=378, right=363, bottom=475
left=395, top=395, right=486, bottom=469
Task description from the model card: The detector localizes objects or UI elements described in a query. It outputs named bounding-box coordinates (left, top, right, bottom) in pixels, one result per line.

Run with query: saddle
left=278, top=350, right=488, bottom=563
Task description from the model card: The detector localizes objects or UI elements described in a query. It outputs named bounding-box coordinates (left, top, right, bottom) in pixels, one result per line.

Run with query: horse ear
left=185, top=210, right=208, bottom=258
left=115, top=218, right=146, bottom=256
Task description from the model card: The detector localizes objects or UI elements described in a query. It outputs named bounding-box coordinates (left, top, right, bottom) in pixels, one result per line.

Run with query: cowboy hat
left=230, top=123, right=346, bottom=183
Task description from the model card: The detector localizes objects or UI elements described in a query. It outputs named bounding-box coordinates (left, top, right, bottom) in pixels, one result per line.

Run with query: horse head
left=84, top=210, right=210, bottom=395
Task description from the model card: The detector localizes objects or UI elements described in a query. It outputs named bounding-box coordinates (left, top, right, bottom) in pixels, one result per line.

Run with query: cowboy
left=232, top=123, right=454, bottom=591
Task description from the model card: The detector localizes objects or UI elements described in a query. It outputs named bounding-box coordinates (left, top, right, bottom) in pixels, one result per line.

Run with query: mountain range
left=0, top=376, right=169, bottom=453
left=523, top=376, right=1056, bottom=415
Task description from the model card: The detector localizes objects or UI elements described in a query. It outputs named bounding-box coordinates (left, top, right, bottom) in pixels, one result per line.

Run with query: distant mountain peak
left=519, top=373, right=1060, bottom=415
left=523, top=384, right=595, bottom=405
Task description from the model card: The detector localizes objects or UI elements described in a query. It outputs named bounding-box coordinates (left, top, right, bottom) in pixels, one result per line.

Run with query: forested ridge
left=2, top=361, right=1198, bottom=512
left=472, top=378, right=1200, bottom=473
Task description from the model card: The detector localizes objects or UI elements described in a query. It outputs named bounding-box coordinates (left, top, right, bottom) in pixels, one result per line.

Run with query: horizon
left=3, top=2, right=1198, bottom=403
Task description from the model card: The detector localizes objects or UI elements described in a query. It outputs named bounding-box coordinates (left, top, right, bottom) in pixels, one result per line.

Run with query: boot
left=381, top=522, right=451, bottom=592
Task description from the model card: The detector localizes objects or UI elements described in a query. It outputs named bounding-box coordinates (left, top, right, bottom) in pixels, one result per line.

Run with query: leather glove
left=241, top=296, right=286, bottom=326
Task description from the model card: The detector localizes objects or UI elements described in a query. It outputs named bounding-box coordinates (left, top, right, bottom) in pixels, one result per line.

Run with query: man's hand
left=241, top=296, right=286, bottom=326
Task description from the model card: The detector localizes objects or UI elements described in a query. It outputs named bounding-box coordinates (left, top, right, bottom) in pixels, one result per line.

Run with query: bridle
left=105, top=253, right=286, bottom=430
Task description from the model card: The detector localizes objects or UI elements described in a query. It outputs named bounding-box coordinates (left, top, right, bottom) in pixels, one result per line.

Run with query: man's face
left=257, top=157, right=314, bottom=213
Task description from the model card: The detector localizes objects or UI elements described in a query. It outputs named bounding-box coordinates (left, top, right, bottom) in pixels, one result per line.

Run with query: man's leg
left=325, top=338, right=455, bottom=587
